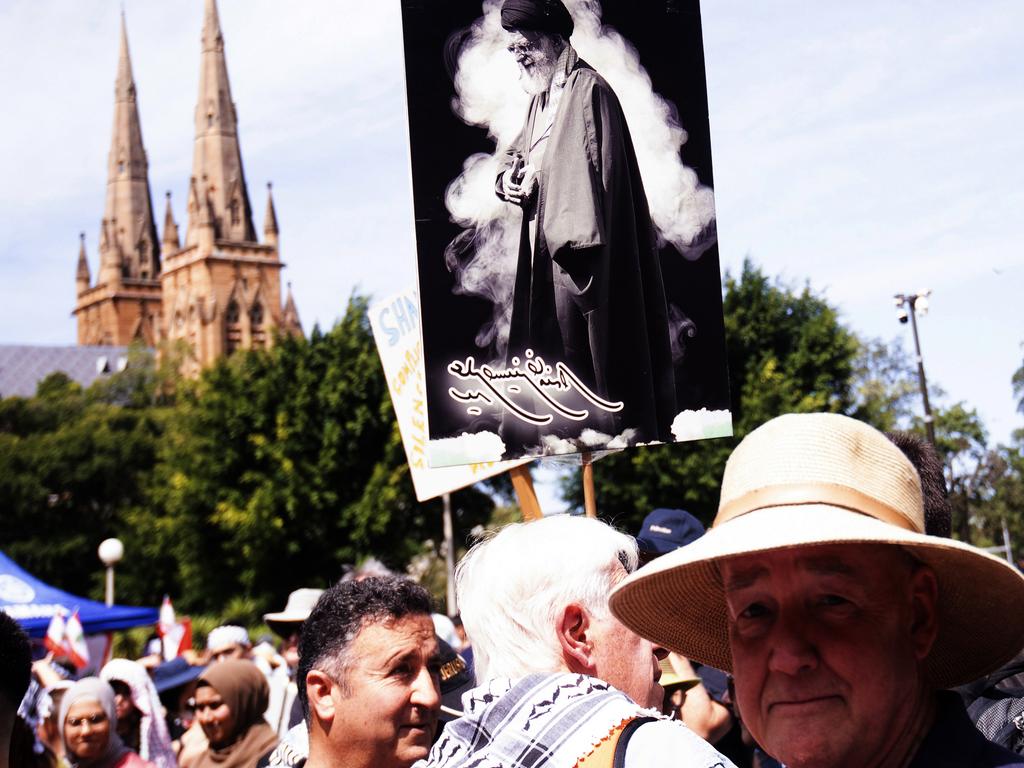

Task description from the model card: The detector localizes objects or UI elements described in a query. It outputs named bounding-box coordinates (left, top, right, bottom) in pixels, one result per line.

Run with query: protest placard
left=401, top=0, right=732, bottom=466
left=369, top=287, right=531, bottom=500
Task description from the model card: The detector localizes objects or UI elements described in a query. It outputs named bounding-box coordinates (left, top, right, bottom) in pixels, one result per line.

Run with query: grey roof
left=0, top=345, right=135, bottom=398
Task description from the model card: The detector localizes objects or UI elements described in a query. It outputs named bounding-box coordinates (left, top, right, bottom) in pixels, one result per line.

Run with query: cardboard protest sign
left=401, top=0, right=732, bottom=467
left=369, top=288, right=530, bottom=500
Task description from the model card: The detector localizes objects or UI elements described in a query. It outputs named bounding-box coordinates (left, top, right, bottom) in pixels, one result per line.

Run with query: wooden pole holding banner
left=509, top=465, right=543, bottom=521
left=581, top=452, right=597, bottom=518
left=442, top=492, right=457, bottom=616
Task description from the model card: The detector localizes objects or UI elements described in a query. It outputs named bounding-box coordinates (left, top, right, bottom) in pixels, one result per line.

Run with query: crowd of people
left=5, top=407, right=1024, bottom=767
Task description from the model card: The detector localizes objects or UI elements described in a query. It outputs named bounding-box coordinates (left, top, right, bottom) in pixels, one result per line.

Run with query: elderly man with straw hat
left=610, top=412, right=1024, bottom=768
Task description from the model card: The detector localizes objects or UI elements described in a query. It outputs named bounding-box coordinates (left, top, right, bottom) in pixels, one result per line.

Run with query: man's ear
left=908, top=564, right=939, bottom=661
left=557, top=603, right=596, bottom=674
left=305, top=670, right=338, bottom=730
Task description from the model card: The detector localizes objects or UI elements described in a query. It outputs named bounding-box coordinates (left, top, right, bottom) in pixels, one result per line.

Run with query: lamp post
left=97, top=538, right=124, bottom=607
left=894, top=290, right=936, bottom=445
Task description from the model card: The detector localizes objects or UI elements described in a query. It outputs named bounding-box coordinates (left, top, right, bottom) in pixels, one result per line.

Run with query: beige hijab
left=192, top=661, right=278, bottom=768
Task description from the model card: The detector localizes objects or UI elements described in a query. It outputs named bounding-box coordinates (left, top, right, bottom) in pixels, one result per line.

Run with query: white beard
left=518, top=59, right=556, bottom=96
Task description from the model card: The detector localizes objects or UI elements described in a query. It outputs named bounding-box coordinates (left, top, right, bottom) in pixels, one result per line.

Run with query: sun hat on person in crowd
left=152, top=657, right=205, bottom=694
left=263, top=589, right=324, bottom=634
left=609, top=412, right=1024, bottom=689
left=657, top=656, right=701, bottom=692
left=635, top=508, right=705, bottom=559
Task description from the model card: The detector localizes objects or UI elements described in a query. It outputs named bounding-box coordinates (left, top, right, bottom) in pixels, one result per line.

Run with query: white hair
left=456, top=514, right=638, bottom=682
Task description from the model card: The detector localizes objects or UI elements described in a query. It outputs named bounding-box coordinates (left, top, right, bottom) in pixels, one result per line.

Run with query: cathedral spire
left=76, top=233, right=91, bottom=295
left=162, top=191, right=180, bottom=252
left=282, top=281, right=303, bottom=336
left=263, top=182, right=278, bottom=246
left=187, top=0, right=255, bottom=244
left=99, top=11, right=160, bottom=284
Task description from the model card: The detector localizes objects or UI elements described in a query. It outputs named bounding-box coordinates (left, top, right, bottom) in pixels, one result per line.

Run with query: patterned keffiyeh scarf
left=421, top=672, right=662, bottom=768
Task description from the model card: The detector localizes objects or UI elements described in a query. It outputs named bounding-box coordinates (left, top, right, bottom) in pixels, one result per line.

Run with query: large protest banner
left=369, top=288, right=530, bottom=501
left=401, top=0, right=732, bottom=467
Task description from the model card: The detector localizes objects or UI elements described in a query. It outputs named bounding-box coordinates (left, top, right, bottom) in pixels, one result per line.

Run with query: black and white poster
left=402, top=0, right=732, bottom=467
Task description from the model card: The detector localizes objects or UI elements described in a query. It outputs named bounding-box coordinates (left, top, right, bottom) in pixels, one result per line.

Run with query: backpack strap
left=576, top=716, right=658, bottom=768
left=612, top=716, right=658, bottom=768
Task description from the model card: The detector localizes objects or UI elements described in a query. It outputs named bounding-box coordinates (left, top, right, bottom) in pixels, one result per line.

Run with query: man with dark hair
left=297, top=576, right=441, bottom=768
left=0, top=612, right=32, bottom=768
left=496, top=0, right=676, bottom=448
left=886, top=430, right=952, bottom=537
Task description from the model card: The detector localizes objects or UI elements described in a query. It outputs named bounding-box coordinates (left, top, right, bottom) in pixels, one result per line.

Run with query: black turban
left=500, top=0, right=574, bottom=39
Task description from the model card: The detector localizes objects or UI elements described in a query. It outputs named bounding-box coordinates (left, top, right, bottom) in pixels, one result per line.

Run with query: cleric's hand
left=501, top=163, right=538, bottom=206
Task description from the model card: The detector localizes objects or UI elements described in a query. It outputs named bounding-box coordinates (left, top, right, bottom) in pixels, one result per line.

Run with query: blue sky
left=1, top=0, right=1021, bottom=465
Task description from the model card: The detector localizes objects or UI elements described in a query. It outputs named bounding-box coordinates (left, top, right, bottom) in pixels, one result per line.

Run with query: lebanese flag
left=157, top=596, right=192, bottom=660
left=44, top=608, right=67, bottom=656
left=64, top=610, right=90, bottom=669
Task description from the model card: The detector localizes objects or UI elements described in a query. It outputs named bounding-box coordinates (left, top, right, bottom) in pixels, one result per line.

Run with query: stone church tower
left=75, top=0, right=302, bottom=372
left=73, top=15, right=163, bottom=346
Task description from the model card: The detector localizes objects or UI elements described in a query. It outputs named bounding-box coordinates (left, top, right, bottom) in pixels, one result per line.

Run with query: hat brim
left=660, top=673, right=701, bottom=691
left=263, top=611, right=310, bottom=624
left=154, top=664, right=206, bottom=693
left=610, top=504, right=1024, bottom=689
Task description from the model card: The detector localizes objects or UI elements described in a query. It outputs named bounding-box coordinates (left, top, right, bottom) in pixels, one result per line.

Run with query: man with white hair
left=421, top=515, right=732, bottom=767
left=611, top=412, right=1024, bottom=767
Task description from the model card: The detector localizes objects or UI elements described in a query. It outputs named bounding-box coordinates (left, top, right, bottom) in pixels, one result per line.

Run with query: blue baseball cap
left=635, top=508, right=705, bottom=557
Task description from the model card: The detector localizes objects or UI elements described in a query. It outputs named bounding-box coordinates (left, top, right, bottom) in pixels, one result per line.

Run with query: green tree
left=560, top=259, right=862, bottom=531
left=138, top=297, right=494, bottom=613
left=0, top=361, right=167, bottom=601
left=924, top=403, right=989, bottom=543
left=848, top=336, right=921, bottom=431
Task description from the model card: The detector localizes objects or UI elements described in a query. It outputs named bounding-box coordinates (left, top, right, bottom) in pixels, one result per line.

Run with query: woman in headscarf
left=60, top=678, right=155, bottom=768
left=192, top=660, right=278, bottom=768
left=101, top=659, right=177, bottom=768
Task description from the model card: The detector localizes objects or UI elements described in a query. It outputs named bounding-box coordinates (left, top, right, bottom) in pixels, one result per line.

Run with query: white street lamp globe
left=98, top=538, right=124, bottom=566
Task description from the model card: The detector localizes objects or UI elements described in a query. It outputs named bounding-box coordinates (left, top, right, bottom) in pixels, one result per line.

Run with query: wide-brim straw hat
left=610, top=412, right=1024, bottom=689
left=263, top=588, right=324, bottom=631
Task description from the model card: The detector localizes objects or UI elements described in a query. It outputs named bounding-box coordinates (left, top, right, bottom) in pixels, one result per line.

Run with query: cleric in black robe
left=495, top=0, right=676, bottom=450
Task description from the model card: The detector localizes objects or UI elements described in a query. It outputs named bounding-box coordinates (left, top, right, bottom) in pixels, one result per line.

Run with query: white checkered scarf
left=420, top=673, right=661, bottom=768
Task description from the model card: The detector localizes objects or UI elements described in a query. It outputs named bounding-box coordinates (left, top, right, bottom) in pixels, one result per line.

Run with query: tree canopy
left=1, top=298, right=493, bottom=614
left=560, top=259, right=871, bottom=531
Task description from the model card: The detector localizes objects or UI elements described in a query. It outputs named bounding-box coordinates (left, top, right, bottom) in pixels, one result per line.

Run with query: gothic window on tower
left=229, top=197, right=240, bottom=226
left=225, top=299, right=242, bottom=354
left=188, top=305, right=198, bottom=355
left=250, top=302, right=265, bottom=348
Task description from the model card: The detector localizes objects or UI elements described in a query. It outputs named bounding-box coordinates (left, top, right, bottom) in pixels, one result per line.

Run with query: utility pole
left=894, top=290, right=935, bottom=445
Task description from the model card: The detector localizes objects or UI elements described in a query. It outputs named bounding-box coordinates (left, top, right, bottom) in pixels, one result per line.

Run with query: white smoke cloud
left=443, top=0, right=718, bottom=357
left=428, top=430, right=507, bottom=466
left=670, top=408, right=733, bottom=442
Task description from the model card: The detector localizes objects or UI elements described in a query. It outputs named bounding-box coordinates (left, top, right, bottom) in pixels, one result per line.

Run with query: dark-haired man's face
left=325, top=614, right=441, bottom=768
left=505, top=28, right=560, bottom=95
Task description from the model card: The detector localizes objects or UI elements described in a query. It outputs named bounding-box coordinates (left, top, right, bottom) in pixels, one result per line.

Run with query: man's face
left=588, top=564, right=664, bottom=710
left=282, top=629, right=302, bottom=669
left=505, top=29, right=560, bottom=95
left=326, top=614, right=441, bottom=768
left=721, top=543, right=936, bottom=768
left=211, top=643, right=248, bottom=663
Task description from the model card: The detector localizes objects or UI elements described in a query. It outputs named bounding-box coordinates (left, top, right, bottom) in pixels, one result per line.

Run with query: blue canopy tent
left=0, top=551, right=159, bottom=638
